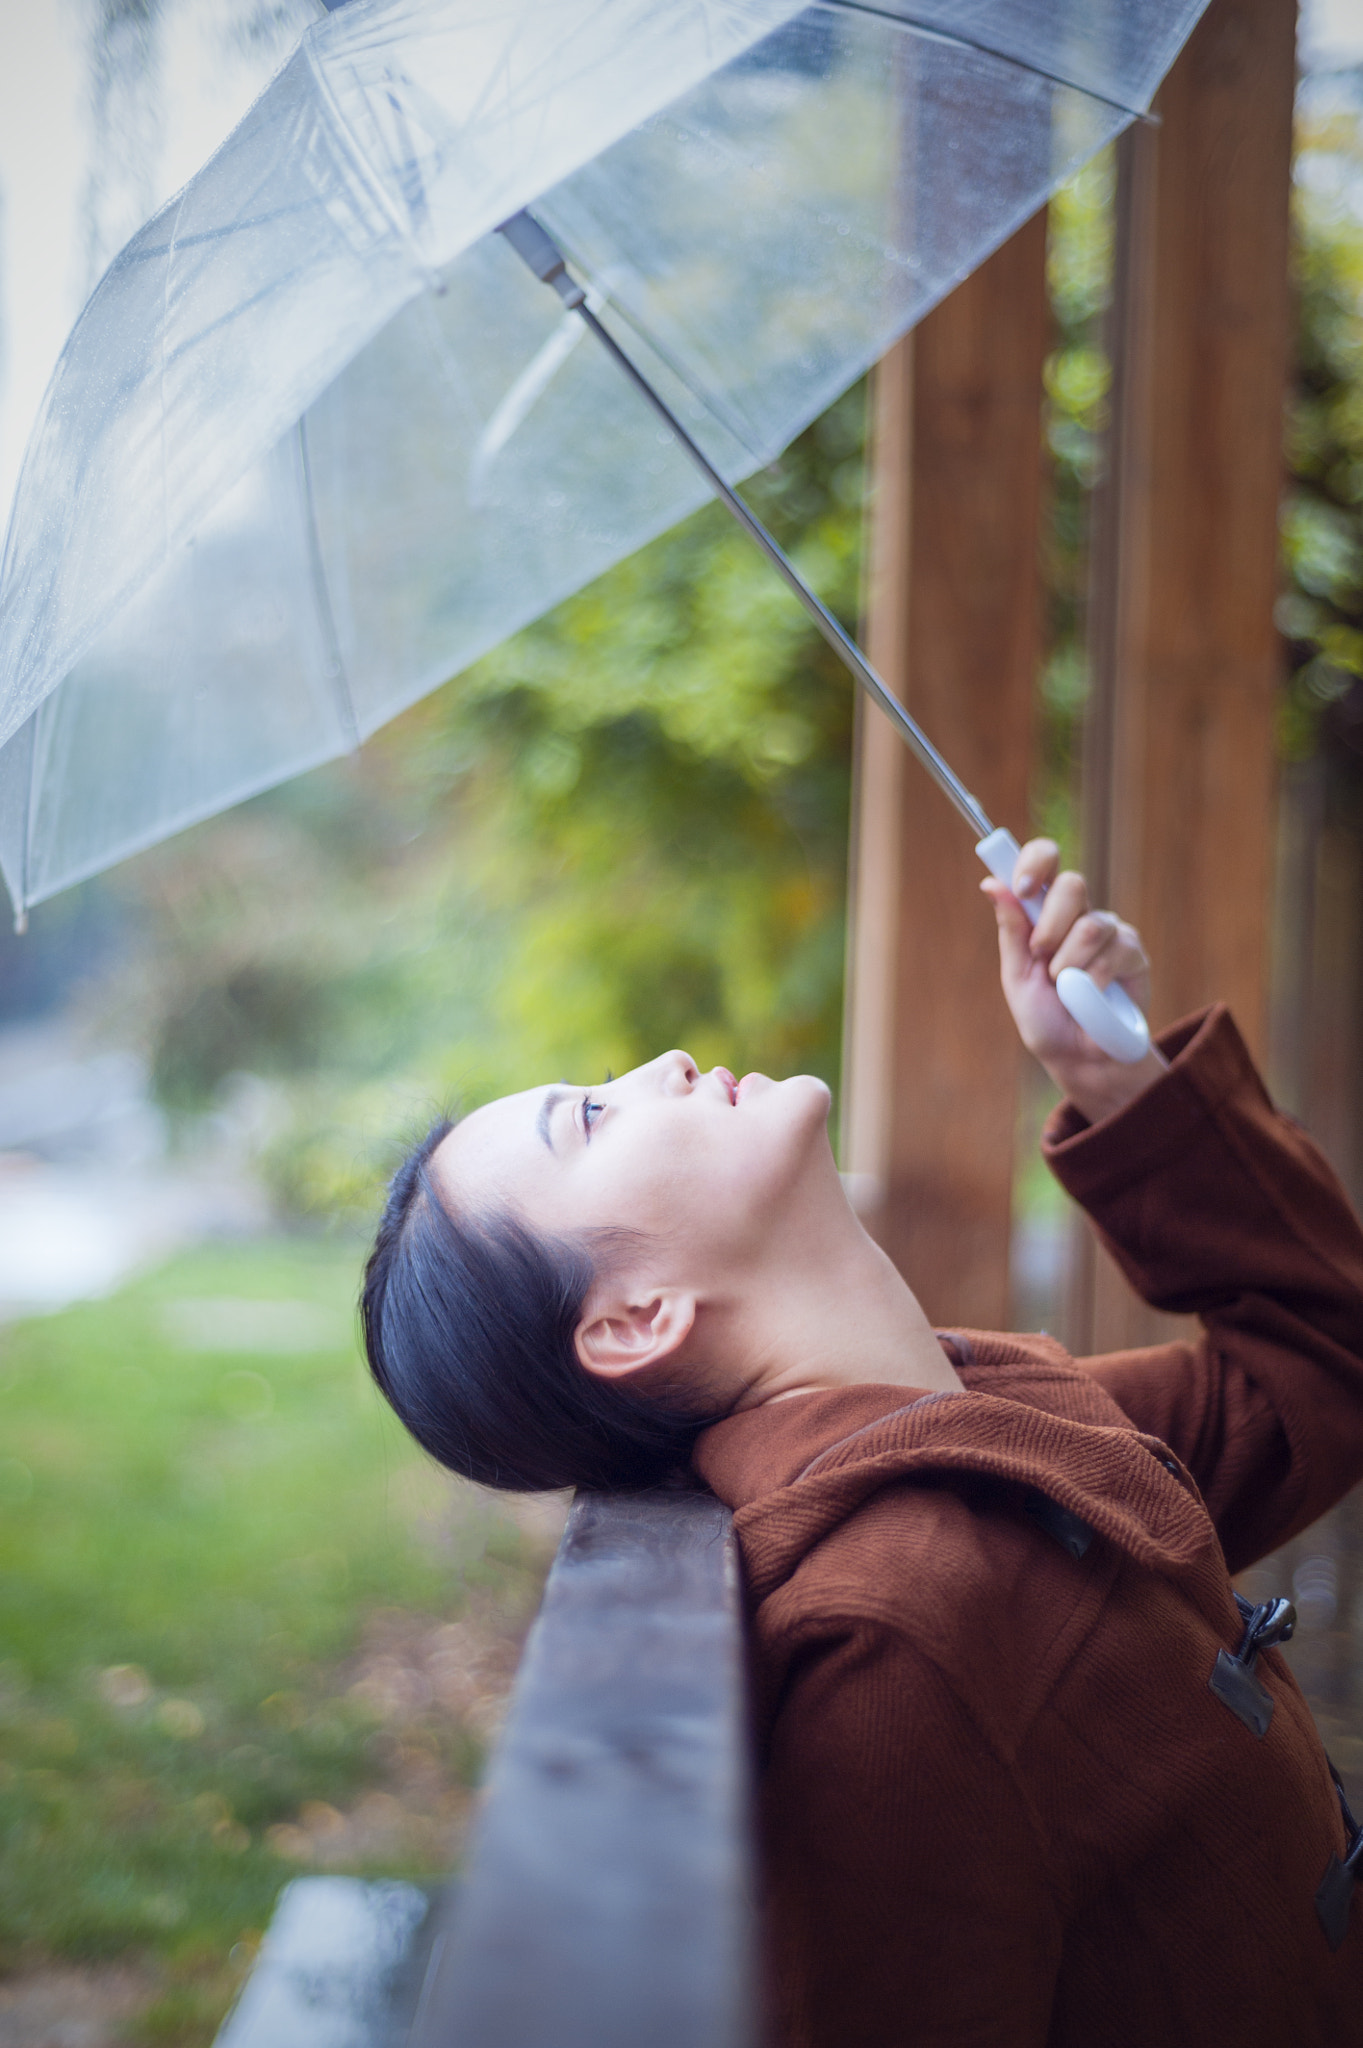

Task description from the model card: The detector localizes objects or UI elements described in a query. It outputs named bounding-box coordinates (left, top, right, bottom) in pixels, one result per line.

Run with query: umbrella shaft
left=496, top=208, right=993, bottom=840
left=572, top=304, right=994, bottom=842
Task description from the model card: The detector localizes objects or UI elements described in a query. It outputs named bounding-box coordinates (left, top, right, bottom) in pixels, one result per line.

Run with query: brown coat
left=694, top=1008, right=1363, bottom=2046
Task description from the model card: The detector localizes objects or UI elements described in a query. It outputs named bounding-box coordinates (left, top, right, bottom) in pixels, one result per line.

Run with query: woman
left=363, top=844, right=1363, bottom=2045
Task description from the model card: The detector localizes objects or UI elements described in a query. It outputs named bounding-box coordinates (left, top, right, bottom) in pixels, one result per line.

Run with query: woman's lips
left=734, top=1072, right=760, bottom=1105
left=715, top=1066, right=738, bottom=1105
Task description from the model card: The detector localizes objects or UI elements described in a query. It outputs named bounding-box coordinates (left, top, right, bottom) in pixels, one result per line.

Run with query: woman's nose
left=655, top=1050, right=699, bottom=1093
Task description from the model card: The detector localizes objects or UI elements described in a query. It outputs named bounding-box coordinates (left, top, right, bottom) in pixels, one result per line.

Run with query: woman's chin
left=737, top=1071, right=831, bottom=1121
left=788, top=1072, right=834, bottom=1118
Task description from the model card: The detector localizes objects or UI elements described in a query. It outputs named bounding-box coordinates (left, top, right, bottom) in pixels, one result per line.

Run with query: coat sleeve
left=759, top=1619, right=1060, bottom=2048
left=1042, top=1005, right=1363, bottom=1571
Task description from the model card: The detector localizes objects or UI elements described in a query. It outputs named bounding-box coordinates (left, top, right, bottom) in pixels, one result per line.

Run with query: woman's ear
left=574, top=1286, right=696, bottom=1383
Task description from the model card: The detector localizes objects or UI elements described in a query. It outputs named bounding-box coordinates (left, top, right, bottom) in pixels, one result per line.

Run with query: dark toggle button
left=1208, top=1654, right=1275, bottom=1739
left=1023, top=1489, right=1093, bottom=1561
left=1208, top=1592, right=1296, bottom=1739
left=1317, top=1763, right=1363, bottom=1950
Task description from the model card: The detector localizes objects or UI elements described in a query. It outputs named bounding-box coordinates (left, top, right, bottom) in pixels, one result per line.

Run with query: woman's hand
left=981, top=838, right=1168, bottom=1125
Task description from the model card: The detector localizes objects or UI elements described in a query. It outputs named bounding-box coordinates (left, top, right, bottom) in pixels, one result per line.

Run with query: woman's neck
left=706, top=1201, right=965, bottom=1413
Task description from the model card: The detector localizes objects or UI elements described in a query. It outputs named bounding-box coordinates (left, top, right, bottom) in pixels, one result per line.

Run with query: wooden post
left=1074, top=0, right=1298, bottom=1352
left=842, top=214, right=1048, bottom=1329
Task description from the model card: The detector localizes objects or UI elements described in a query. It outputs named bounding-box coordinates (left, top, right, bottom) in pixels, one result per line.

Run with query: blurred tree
left=1279, top=83, right=1363, bottom=761
left=1035, top=149, right=1114, bottom=848
left=1269, top=75, right=1363, bottom=1183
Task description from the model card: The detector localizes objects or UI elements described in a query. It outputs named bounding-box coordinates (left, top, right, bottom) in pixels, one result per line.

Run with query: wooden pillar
left=1074, top=0, right=1298, bottom=1351
left=841, top=214, right=1048, bottom=1329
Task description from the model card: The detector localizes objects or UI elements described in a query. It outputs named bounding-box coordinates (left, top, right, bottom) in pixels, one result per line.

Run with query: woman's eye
left=582, top=1097, right=607, bottom=1135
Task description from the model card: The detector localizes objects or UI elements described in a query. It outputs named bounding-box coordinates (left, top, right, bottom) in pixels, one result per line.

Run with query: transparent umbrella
left=0, top=0, right=1204, bottom=1037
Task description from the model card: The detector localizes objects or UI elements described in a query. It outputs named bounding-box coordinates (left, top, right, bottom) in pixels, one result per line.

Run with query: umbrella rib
left=546, top=248, right=767, bottom=467
left=577, top=301, right=993, bottom=838
left=119, top=200, right=323, bottom=263
left=818, top=0, right=1158, bottom=124
left=296, top=416, right=361, bottom=753
left=11, top=713, right=35, bottom=932
left=496, top=213, right=993, bottom=841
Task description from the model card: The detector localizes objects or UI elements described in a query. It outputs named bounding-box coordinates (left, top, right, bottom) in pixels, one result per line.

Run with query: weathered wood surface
left=212, top=1878, right=428, bottom=2048
left=1072, top=0, right=1297, bottom=1352
left=408, top=1488, right=755, bottom=2048
left=842, top=215, right=1048, bottom=1328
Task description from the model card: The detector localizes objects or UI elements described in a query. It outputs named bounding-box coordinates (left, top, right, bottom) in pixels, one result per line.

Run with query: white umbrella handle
left=975, top=828, right=1151, bottom=1065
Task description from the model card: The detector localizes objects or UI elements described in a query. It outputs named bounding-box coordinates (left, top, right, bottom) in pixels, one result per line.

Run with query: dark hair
left=360, top=1120, right=717, bottom=1491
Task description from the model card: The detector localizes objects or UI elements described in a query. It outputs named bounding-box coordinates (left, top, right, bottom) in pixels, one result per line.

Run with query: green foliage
left=0, top=1240, right=546, bottom=2032
left=1035, top=148, right=1116, bottom=847
left=1280, top=90, right=1363, bottom=761
left=109, top=391, right=864, bottom=1219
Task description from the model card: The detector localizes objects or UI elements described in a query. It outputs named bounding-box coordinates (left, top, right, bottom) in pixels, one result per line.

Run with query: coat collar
left=694, top=1333, right=1225, bottom=1612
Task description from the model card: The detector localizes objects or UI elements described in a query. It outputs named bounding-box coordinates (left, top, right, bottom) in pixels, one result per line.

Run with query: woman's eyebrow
left=537, top=1088, right=569, bottom=1153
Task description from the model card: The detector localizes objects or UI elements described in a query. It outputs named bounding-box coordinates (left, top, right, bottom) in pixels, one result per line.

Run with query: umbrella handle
left=975, top=829, right=1152, bottom=1065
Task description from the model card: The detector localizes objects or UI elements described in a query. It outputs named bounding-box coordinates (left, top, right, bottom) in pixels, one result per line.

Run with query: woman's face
left=431, top=1052, right=836, bottom=1283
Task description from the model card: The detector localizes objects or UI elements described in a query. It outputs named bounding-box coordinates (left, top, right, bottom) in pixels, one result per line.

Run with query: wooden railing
left=216, top=1489, right=756, bottom=2048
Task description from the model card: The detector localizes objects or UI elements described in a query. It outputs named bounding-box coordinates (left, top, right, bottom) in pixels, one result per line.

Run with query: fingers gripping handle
left=975, top=829, right=1151, bottom=1065
left=976, top=827, right=1048, bottom=923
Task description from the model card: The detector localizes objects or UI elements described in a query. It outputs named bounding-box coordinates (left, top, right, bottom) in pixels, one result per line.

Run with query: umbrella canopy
left=0, top=0, right=1207, bottom=919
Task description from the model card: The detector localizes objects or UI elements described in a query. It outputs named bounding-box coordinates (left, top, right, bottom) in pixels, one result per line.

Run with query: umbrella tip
left=13, top=908, right=27, bottom=936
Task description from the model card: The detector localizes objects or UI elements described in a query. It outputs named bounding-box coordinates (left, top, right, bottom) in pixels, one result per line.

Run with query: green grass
left=0, top=1237, right=552, bottom=2040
